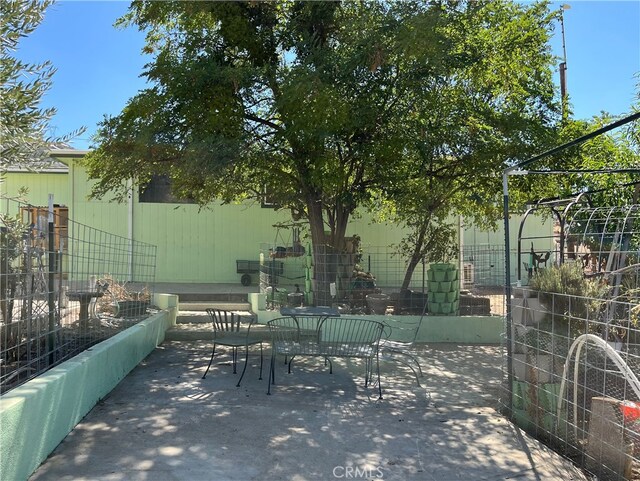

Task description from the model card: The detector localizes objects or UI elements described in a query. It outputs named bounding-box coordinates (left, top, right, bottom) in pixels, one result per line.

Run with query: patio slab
left=29, top=343, right=588, bottom=481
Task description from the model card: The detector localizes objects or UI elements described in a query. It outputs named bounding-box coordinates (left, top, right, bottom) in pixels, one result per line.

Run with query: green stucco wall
left=253, top=308, right=504, bottom=344
left=0, top=304, right=175, bottom=481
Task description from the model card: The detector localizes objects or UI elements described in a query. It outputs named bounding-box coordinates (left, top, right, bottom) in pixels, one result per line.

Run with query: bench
left=267, top=316, right=385, bottom=398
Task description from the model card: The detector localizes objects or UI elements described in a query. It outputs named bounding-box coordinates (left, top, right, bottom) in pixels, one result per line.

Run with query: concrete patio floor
left=29, top=343, right=589, bottom=481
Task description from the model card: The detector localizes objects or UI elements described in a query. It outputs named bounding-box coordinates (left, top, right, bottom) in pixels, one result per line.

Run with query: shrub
left=529, top=262, right=609, bottom=331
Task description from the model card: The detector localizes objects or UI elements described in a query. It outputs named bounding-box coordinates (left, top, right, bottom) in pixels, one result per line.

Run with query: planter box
left=511, top=297, right=548, bottom=326
left=366, top=293, right=391, bottom=314
left=445, top=270, right=458, bottom=282
left=440, top=302, right=453, bottom=314
left=429, top=270, right=447, bottom=282
left=428, top=263, right=457, bottom=283
left=429, top=292, right=446, bottom=303
left=116, top=301, right=149, bottom=318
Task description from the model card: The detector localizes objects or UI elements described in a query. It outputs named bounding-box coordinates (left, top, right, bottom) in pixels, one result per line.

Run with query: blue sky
left=15, top=0, right=640, bottom=150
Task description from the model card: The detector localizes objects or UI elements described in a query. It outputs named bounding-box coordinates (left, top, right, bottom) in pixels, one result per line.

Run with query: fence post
left=47, top=194, right=56, bottom=366
left=503, top=172, right=514, bottom=418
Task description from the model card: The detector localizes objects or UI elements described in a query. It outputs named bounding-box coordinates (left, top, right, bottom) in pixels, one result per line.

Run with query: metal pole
left=47, top=194, right=56, bottom=366
left=128, top=179, right=134, bottom=282
left=505, top=111, right=640, bottom=174
left=559, top=4, right=570, bottom=115
left=503, top=174, right=514, bottom=418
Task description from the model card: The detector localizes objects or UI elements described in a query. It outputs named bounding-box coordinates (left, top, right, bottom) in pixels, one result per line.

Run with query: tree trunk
left=400, top=221, right=428, bottom=292
left=307, top=199, right=351, bottom=306
left=307, top=200, right=330, bottom=306
left=401, top=254, right=422, bottom=292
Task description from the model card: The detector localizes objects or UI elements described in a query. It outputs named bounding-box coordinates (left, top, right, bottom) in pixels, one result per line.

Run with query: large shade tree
left=85, top=0, right=560, bottom=303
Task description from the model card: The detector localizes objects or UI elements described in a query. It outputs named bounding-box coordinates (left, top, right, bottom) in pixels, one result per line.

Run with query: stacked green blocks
left=427, top=263, right=459, bottom=315
left=304, top=244, right=313, bottom=305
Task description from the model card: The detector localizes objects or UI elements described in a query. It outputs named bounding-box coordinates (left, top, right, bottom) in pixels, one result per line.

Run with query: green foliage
left=0, top=0, right=84, bottom=172
left=0, top=194, right=28, bottom=323
left=509, top=96, right=640, bottom=210
left=0, top=212, right=25, bottom=273
left=86, top=1, right=559, bottom=212
left=377, top=0, right=561, bottom=285
left=529, top=262, right=609, bottom=319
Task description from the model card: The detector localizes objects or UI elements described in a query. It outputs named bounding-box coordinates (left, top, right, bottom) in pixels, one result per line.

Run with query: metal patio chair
left=202, top=308, right=263, bottom=387
left=267, top=316, right=385, bottom=398
left=379, top=317, right=424, bottom=386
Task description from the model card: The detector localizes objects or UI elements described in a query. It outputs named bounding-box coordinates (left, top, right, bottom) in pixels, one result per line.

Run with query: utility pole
left=559, top=4, right=571, bottom=116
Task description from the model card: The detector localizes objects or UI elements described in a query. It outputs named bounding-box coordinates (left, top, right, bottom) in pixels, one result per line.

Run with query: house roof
left=4, top=147, right=90, bottom=173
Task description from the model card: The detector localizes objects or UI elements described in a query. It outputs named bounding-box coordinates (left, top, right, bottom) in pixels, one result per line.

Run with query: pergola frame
left=501, top=111, right=640, bottom=416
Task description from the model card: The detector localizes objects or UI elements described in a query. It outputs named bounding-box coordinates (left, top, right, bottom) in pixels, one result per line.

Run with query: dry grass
left=95, top=275, right=150, bottom=315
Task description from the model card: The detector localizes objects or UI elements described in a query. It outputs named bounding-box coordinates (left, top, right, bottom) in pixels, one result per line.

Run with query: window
left=139, top=175, right=195, bottom=204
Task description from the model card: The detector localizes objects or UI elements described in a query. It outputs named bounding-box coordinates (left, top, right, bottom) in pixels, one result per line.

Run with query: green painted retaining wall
left=0, top=295, right=177, bottom=481
left=251, top=300, right=503, bottom=344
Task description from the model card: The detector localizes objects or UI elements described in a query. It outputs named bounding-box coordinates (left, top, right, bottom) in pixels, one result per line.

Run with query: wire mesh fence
left=504, top=200, right=640, bottom=479
left=462, top=244, right=509, bottom=316
left=1, top=198, right=157, bottom=393
left=507, top=286, right=640, bottom=480
left=257, top=242, right=505, bottom=316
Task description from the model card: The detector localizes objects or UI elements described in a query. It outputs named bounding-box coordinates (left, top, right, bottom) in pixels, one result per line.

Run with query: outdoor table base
left=67, top=291, right=104, bottom=328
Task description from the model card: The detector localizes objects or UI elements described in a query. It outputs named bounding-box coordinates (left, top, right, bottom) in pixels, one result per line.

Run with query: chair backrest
left=317, top=317, right=385, bottom=355
left=267, top=316, right=301, bottom=343
left=206, top=308, right=251, bottom=334
left=289, top=316, right=321, bottom=333
left=382, top=317, right=423, bottom=344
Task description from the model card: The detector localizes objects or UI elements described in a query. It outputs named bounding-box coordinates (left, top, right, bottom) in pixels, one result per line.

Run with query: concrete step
left=177, top=311, right=210, bottom=324
left=177, top=309, right=253, bottom=324
left=175, top=292, right=251, bottom=303
left=178, top=301, right=251, bottom=312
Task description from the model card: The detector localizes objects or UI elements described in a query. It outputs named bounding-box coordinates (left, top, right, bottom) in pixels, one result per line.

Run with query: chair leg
left=232, top=347, right=238, bottom=374
left=202, top=343, right=217, bottom=379
left=376, top=354, right=383, bottom=399
left=287, top=356, right=294, bottom=374
left=267, top=354, right=275, bottom=395
left=387, top=351, right=423, bottom=386
left=237, top=346, right=250, bottom=387
left=364, top=358, right=371, bottom=387
left=404, top=352, right=424, bottom=378
left=259, top=342, right=263, bottom=380
left=271, top=354, right=276, bottom=383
